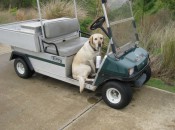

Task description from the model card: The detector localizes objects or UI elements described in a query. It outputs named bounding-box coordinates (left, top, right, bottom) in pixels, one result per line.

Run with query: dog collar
left=89, top=43, right=98, bottom=52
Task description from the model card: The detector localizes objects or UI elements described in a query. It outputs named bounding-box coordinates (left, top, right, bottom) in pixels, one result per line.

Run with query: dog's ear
left=102, top=36, right=104, bottom=44
left=89, top=35, right=93, bottom=45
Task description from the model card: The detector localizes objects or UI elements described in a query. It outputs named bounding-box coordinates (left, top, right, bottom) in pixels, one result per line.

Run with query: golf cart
left=0, top=0, right=151, bottom=109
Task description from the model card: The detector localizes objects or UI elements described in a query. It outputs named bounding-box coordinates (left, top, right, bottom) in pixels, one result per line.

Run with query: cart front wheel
left=102, top=81, right=132, bottom=109
left=14, top=58, right=34, bottom=79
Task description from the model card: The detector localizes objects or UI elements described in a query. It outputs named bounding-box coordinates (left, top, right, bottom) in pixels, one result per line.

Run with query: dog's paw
left=80, top=88, right=84, bottom=93
left=79, top=86, right=84, bottom=93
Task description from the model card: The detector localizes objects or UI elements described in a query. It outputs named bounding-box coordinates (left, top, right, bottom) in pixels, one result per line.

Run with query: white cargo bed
left=0, top=19, right=42, bottom=52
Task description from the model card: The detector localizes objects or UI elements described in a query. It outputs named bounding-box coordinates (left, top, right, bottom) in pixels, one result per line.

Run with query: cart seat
left=44, top=18, right=79, bottom=39
left=45, top=37, right=88, bottom=57
left=43, top=18, right=88, bottom=56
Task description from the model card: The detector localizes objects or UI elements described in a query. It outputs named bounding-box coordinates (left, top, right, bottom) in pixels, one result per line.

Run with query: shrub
left=0, top=10, right=16, bottom=24
left=161, top=0, right=175, bottom=15
left=0, top=0, right=50, bottom=9
left=9, top=7, right=18, bottom=15
left=16, top=8, right=38, bottom=21
left=160, top=24, right=175, bottom=78
left=139, top=11, right=175, bottom=79
left=41, top=0, right=87, bottom=20
left=139, top=10, right=172, bottom=52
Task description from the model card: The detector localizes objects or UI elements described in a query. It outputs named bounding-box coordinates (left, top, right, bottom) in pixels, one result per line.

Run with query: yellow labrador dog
left=72, top=33, right=104, bottom=93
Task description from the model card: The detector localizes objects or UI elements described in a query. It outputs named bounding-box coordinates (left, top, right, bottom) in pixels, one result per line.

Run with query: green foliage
left=21, top=0, right=32, bottom=7
left=133, top=0, right=165, bottom=22
left=133, top=0, right=175, bottom=20
left=9, top=7, right=18, bottom=15
left=0, top=0, right=11, bottom=8
left=0, top=0, right=52, bottom=9
left=79, top=17, right=93, bottom=35
left=161, top=0, right=175, bottom=15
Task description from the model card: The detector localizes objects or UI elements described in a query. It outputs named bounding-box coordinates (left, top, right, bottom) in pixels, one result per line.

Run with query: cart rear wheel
left=102, top=81, right=132, bottom=109
left=14, top=58, right=34, bottom=79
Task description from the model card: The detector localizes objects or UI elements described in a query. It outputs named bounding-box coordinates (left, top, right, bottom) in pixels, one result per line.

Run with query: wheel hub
left=106, top=88, right=121, bottom=104
left=16, top=62, right=25, bottom=75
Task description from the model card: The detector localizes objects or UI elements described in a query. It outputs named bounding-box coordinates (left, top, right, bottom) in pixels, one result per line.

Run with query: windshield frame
left=104, top=0, right=139, bottom=56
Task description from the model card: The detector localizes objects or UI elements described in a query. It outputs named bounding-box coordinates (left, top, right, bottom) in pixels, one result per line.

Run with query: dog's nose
left=98, top=44, right=102, bottom=48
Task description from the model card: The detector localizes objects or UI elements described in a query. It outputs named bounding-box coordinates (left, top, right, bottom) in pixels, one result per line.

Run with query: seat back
left=44, top=18, right=79, bottom=39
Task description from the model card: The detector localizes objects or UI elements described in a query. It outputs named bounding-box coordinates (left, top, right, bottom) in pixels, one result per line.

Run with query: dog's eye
left=100, top=37, right=103, bottom=40
left=94, top=38, right=97, bottom=40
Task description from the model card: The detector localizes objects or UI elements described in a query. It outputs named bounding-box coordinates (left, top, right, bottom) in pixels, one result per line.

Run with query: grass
left=16, top=8, right=38, bottom=21
left=146, top=78, right=175, bottom=93
left=0, top=0, right=88, bottom=22
left=0, top=8, right=38, bottom=24
left=41, top=0, right=87, bottom=20
left=139, top=10, right=175, bottom=80
left=136, top=10, right=175, bottom=92
left=0, top=10, right=16, bottom=24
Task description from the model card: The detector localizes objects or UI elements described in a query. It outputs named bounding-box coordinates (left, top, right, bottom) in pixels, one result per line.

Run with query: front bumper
left=134, top=73, right=146, bottom=87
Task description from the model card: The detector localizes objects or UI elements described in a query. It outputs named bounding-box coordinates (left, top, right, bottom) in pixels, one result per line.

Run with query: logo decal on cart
left=51, top=56, right=62, bottom=64
left=27, top=55, right=65, bottom=67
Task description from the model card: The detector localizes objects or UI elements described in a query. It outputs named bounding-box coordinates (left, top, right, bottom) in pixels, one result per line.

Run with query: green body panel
left=95, top=47, right=149, bottom=86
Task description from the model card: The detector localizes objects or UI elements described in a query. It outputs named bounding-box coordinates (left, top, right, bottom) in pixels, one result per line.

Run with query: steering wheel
left=90, top=16, right=105, bottom=30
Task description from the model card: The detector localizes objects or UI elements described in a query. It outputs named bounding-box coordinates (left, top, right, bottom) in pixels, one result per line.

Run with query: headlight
left=128, top=68, right=134, bottom=76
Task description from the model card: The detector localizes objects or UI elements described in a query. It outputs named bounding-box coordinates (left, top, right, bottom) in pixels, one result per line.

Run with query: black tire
left=14, top=58, right=34, bottom=79
left=144, top=65, right=151, bottom=84
left=102, top=81, right=132, bottom=109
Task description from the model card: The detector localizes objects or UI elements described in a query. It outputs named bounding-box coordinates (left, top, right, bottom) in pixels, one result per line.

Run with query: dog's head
left=89, top=33, right=104, bottom=51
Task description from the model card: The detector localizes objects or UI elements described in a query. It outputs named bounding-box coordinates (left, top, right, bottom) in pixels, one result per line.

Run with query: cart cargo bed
left=0, top=19, right=42, bottom=52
